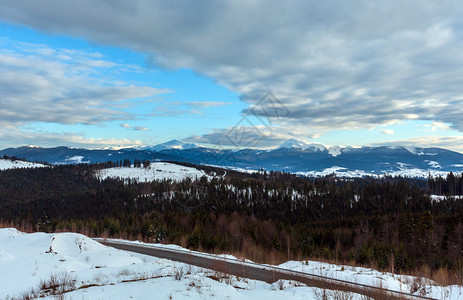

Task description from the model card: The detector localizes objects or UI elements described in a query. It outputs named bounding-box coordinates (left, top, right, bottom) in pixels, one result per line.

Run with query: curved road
left=97, top=239, right=435, bottom=300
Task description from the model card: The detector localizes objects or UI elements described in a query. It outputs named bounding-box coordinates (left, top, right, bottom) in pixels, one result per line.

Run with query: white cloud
left=372, top=136, right=463, bottom=153
left=417, top=121, right=452, bottom=133
left=0, top=127, right=144, bottom=149
left=381, top=129, right=394, bottom=135
left=431, top=121, right=451, bottom=132
left=187, top=101, right=232, bottom=108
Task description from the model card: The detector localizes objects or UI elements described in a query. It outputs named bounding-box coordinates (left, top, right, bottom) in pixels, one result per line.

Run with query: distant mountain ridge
left=2, top=139, right=463, bottom=178
left=144, top=139, right=199, bottom=151
left=277, top=138, right=326, bottom=151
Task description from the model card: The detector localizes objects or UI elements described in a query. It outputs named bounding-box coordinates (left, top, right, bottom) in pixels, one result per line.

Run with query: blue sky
left=0, top=21, right=246, bottom=148
left=1, top=1, right=463, bottom=152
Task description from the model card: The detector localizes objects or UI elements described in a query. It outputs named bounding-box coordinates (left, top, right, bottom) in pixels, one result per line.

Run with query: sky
left=1, top=1, right=463, bottom=152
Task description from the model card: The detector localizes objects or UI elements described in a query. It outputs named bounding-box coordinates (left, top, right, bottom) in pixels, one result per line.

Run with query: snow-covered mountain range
left=1, top=140, right=463, bottom=178
left=277, top=138, right=326, bottom=151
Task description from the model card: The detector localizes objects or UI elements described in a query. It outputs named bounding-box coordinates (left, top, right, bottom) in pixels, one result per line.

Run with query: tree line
left=1, top=161, right=463, bottom=282
left=428, top=172, right=463, bottom=196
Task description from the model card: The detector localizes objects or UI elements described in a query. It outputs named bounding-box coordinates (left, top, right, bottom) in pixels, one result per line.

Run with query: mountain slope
left=277, top=138, right=326, bottom=152
left=2, top=140, right=463, bottom=177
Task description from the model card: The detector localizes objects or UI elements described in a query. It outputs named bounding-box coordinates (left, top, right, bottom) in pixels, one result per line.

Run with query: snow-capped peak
left=150, top=139, right=199, bottom=151
left=327, top=145, right=342, bottom=157
left=277, top=139, right=326, bottom=152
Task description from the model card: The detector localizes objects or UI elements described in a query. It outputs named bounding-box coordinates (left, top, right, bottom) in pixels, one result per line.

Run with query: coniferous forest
left=2, top=160, right=463, bottom=283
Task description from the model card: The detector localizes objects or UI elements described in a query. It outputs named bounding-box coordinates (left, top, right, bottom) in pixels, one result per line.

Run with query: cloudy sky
left=1, top=0, right=463, bottom=152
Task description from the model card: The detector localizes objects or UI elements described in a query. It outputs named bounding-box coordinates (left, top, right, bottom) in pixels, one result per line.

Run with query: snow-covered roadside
left=2, top=229, right=462, bottom=299
left=0, top=229, right=352, bottom=300
left=96, top=162, right=211, bottom=183
left=102, top=238, right=463, bottom=299
left=279, top=261, right=463, bottom=299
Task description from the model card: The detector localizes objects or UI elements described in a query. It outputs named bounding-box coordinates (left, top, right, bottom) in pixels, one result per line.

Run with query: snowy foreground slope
left=1, top=229, right=463, bottom=299
left=96, top=162, right=210, bottom=182
left=0, top=159, right=47, bottom=170
left=0, top=229, right=324, bottom=300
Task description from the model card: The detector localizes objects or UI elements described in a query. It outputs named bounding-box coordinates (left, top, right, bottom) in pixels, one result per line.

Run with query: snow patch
left=297, top=167, right=371, bottom=178
left=0, top=159, right=47, bottom=170
left=389, top=168, right=447, bottom=178
left=404, top=146, right=418, bottom=155
left=431, top=194, right=463, bottom=202
left=96, top=162, right=210, bottom=182
left=327, top=146, right=342, bottom=157
left=297, top=166, right=449, bottom=178
left=64, top=155, right=89, bottom=164
left=0, top=248, right=13, bottom=263
left=277, top=139, right=326, bottom=152
left=149, top=139, right=199, bottom=151
left=0, top=228, right=24, bottom=239
left=405, top=147, right=438, bottom=156
left=425, top=160, right=441, bottom=169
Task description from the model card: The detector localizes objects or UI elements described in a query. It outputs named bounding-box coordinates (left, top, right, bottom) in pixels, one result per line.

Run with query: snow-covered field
left=1, top=229, right=462, bottom=299
left=297, top=166, right=450, bottom=179
left=0, top=159, right=47, bottom=170
left=96, top=162, right=211, bottom=183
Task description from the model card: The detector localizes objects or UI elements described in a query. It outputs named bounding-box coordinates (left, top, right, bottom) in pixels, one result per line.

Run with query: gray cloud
left=150, top=101, right=203, bottom=117
left=120, top=124, right=149, bottom=131
left=0, top=40, right=167, bottom=127
left=1, top=0, right=463, bottom=140
left=132, top=126, right=148, bottom=132
left=150, top=100, right=230, bottom=117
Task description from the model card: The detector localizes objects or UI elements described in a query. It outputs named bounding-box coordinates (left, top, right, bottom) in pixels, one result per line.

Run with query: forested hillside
left=2, top=161, right=463, bottom=283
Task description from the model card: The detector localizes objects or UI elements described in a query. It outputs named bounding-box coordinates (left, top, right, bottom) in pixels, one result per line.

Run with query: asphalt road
left=97, top=239, right=435, bottom=300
